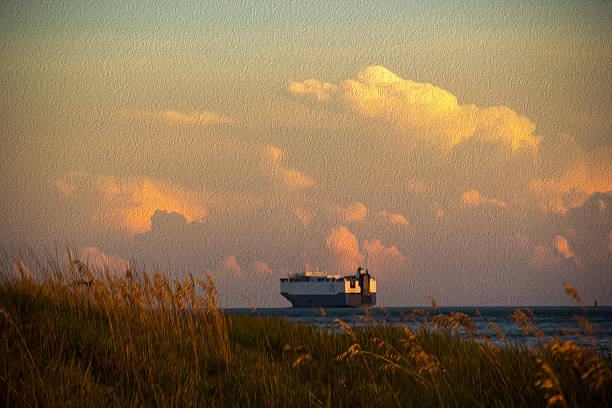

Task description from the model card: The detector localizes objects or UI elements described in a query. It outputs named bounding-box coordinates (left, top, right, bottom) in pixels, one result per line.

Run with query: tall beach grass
left=0, top=251, right=610, bottom=407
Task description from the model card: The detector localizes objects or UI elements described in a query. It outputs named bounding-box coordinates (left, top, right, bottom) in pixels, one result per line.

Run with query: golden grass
left=0, top=252, right=610, bottom=407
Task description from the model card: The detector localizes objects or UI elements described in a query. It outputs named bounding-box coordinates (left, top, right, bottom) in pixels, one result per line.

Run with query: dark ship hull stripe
left=281, top=293, right=376, bottom=308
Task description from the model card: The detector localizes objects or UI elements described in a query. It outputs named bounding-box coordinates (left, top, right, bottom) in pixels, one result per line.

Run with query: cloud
left=286, top=79, right=338, bottom=101
left=220, top=256, right=243, bottom=275
left=460, top=189, right=507, bottom=207
left=325, top=226, right=364, bottom=275
left=288, top=65, right=540, bottom=151
left=530, top=146, right=612, bottom=214
left=378, top=210, right=410, bottom=226
left=79, top=247, right=128, bottom=274
left=54, top=172, right=208, bottom=235
left=294, top=207, right=316, bottom=226
left=363, top=239, right=408, bottom=274
left=529, top=245, right=560, bottom=268
left=328, top=202, right=368, bottom=222
left=433, top=202, right=445, bottom=218
left=263, top=146, right=315, bottom=189
left=121, top=109, right=232, bottom=125
left=554, top=235, right=576, bottom=259
left=280, top=169, right=315, bottom=188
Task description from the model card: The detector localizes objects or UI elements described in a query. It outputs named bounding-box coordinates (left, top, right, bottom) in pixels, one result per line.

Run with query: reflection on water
left=226, top=306, right=612, bottom=352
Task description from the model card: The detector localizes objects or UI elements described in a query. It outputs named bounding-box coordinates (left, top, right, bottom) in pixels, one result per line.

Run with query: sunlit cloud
left=294, top=207, right=316, bottom=227
left=433, top=202, right=445, bottom=218
left=460, top=189, right=507, bottom=207
left=55, top=172, right=207, bottom=235
left=280, top=168, right=315, bottom=188
left=263, top=145, right=315, bottom=189
left=554, top=235, right=576, bottom=259
left=288, top=65, right=540, bottom=151
left=121, top=109, right=232, bottom=125
left=325, top=226, right=364, bottom=275
left=221, top=256, right=243, bottom=275
left=363, top=239, right=408, bottom=275
left=287, top=79, right=338, bottom=101
left=80, top=247, right=128, bottom=275
left=328, top=202, right=368, bottom=222
left=530, top=147, right=612, bottom=214
left=378, top=210, right=409, bottom=226
left=529, top=245, right=560, bottom=268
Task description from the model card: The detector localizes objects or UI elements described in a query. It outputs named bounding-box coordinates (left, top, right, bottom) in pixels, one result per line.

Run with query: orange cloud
left=263, top=145, right=315, bottom=189
left=221, top=256, right=243, bottom=275
left=121, top=109, right=232, bottom=125
left=80, top=247, right=128, bottom=274
left=55, top=173, right=208, bottom=235
left=433, top=202, right=445, bottom=218
left=329, top=202, right=368, bottom=222
left=460, top=189, right=507, bottom=207
left=363, top=239, right=408, bottom=275
left=288, top=65, right=540, bottom=151
left=281, top=169, right=315, bottom=188
left=529, top=245, right=560, bottom=268
left=326, top=226, right=364, bottom=275
left=379, top=210, right=410, bottom=226
left=287, top=79, right=338, bottom=101
left=530, top=147, right=612, bottom=214
left=554, top=235, right=576, bottom=259
left=294, top=207, right=316, bottom=227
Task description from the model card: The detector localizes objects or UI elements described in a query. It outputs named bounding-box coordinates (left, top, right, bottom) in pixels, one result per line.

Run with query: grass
left=0, top=252, right=610, bottom=407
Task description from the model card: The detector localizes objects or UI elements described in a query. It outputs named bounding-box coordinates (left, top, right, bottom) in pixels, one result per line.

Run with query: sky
left=1, top=1, right=611, bottom=307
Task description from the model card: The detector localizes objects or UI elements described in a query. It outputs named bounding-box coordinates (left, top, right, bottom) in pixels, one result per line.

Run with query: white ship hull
left=280, top=267, right=376, bottom=308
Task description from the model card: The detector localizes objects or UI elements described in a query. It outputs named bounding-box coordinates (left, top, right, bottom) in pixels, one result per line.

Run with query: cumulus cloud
left=363, top=239, right=408, bottom=274
left=325, top=226, right=364, bottom=275
left=554, top=235, right=576, bottom=259
left=433, top=202, right=445, bottom=218
left=80, top=247, right=128, bottom=275
left=328, top=202, right=368, bottom=222
left=286, top=79, right=338, bottom=101
left=529, top=245, right=560, bottom=268
left=530, top=146, right=612, bottom=214
left=121, top=109, right=232, bottom=125
left=288, top=65, right=540, bottom=151
left=294, top=207, right=316, bottom=227
left=54, top=172, right=208, bottom=235
left=221, top=256, right=243, bottom=275
left=263, top=146, right=315, bottom=189
left=378, top=210, right=409, bottom=226
left=460, top=189, right=507, bottom=207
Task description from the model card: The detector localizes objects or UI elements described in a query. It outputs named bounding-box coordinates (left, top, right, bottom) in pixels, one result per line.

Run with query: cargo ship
left=280, top=267, right=376, bottom=308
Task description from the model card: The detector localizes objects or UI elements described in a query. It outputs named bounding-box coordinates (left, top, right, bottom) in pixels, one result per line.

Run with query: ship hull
left=281, top=292, right=376, bottom=308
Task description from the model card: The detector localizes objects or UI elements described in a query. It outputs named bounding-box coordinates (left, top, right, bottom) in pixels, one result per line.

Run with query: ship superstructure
left=280, top=267, right=376, bottom=308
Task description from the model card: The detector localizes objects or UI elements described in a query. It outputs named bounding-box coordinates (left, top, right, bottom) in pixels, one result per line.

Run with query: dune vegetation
left=0, top=253, right=610, bottom=407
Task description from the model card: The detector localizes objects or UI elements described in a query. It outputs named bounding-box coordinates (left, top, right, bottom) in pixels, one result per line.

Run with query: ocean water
left=226, top=306, right=612, bottom=353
